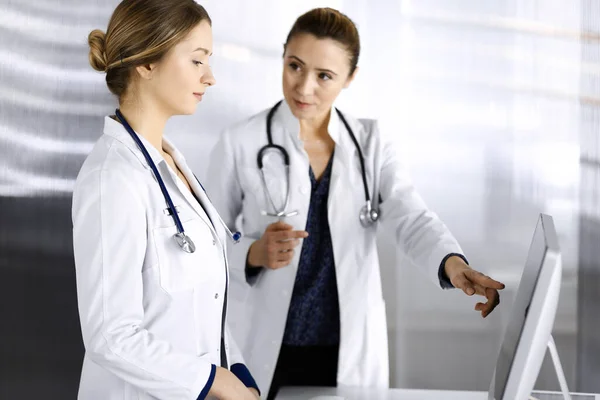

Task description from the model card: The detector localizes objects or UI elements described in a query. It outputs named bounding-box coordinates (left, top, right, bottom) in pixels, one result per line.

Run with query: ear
left=134, top=63, right=157, bottom=80
left=343, top=66, right=359, bottom=89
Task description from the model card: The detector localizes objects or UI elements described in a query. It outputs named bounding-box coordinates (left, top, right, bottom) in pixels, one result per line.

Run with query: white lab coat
left=72, top=117, right=246, bottom=400
left=205, top=101, right=463, bottom=395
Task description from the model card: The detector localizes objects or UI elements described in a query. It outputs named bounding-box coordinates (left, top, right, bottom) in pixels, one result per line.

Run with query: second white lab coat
left=72, top=117, right=246, bottom=400
left=206, top=101, right=464, bottom=395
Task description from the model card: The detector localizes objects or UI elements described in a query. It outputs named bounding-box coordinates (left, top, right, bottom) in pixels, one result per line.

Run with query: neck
left=299, top=108, right=331, bottom=141
left=118, top=97, right=170, bottom=155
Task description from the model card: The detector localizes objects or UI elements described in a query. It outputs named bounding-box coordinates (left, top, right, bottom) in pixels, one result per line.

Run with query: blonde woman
left=72, top=1, right=259, bottom=399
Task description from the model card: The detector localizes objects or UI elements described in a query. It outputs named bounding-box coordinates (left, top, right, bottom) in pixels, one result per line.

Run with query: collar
left=161, top=136, right=186, bottom=165
left=103, top=116, right=221, bottom=239
left=103, top=115, right=166, bottom=167
left=275, top=99, right=341, bottom=145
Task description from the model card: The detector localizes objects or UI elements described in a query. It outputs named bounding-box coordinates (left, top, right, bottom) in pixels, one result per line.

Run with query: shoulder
left=223, top=107, right=271, bottom=140
left=74, top=134, right=148, bottom=195
left=336, top=109, right=382, bottom=150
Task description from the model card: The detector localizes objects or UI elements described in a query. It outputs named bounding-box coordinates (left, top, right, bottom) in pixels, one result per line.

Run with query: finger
left=471, top=283, right=488, bottom=297
left=484, top=288, right=501, bottom=316
left=266, top=220, right=293, bottom=232
left=265, top=259, right=288, bottom=269
left=475, top=302, right=488, bottom=318
left=266, top=242, right=294, bottom=258
left=266, top=242, right=281, bottom=256
left=276, top=239, right=300, bottom=251
left=452, top=275, right=476, bottom=296
left=271, top=260, right=292, bottom=269
left=275, top=249, right=295, bottom=263
left=474, top=288, right=500, bottom=318
left=465, top=269, right=505, bottom=290
left=271, top=250, right=295, bottom=263
left=276, top=230, right=309, bottom=241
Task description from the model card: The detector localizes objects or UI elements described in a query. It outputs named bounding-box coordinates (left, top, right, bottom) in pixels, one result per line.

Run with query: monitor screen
left=492, top=216, right=550, bottom=399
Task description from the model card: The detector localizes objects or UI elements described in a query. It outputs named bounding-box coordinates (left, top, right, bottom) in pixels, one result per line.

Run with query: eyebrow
left=193, top=47, right=212, bottom=56
left=287, top=55, right=338, bottom=76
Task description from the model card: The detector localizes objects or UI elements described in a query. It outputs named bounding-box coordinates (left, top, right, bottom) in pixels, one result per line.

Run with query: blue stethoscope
left=115, top=109, right=241, bottom=253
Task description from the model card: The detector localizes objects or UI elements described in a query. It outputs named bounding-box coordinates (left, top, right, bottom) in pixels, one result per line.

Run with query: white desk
left=276, top=387, right=600, bottom=400
left=277, top=387, right=486, bottom=400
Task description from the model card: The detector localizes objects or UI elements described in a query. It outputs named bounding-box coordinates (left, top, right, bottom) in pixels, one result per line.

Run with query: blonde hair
left=88, top=0, right=211, bottom=98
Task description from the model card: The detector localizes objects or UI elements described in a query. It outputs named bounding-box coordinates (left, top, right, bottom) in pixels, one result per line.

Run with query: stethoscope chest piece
left=359, top=201, right=379, bottom=228
left=175, top=232, right=196, bottom=253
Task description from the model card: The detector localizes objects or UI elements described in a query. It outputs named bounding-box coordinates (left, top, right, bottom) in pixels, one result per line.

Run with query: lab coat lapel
left=327, top=115, right=352, bottom=213
left=104, top=120, right=223, bottom=243
left=163, top=139, right=225, bottom=246
left=188, top=174, right=227, bottom=247
left=327, top=115, right=363, bottom=306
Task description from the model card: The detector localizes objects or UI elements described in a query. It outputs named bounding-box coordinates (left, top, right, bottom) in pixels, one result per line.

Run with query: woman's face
left=282, top=33, right=356, bottom=122
left=145, top=20, right=216, bottom=116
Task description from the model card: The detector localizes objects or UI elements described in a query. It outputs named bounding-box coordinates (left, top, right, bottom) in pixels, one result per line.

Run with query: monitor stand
left=529, top=335, right=572, bottom=400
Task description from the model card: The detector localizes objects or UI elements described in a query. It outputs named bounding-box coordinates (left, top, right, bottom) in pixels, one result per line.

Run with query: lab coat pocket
left=153, top=216, right=217, bottom=293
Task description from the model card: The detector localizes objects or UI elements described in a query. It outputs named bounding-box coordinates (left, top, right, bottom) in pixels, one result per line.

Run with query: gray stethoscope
left=115, top=109, right=241, bottom=254
left=259, top=101, right=380, bottom=227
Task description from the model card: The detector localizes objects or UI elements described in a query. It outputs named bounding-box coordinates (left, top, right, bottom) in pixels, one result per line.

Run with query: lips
left=294, top=99, right=311, bottom=109
left=193, top=92, right=204, bottom=101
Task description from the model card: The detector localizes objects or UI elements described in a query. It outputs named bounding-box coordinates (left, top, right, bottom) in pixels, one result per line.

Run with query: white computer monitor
left=489, top=213, right=565, bottom=400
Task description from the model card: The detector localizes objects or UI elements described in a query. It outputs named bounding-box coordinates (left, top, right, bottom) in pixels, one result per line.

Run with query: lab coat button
left=215, top=293, right=219, bottom=299
left=299, top=186, right=308, bottom=195
left=212, top=240, right=216, bottom=245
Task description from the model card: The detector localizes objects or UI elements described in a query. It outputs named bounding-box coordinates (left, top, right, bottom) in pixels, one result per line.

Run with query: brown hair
left=284, top=7, right=360, bottom=75
left=88, top=0, right=211, bottom=98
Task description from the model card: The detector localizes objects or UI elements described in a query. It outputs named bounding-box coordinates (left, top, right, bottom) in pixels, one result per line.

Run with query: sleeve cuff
left=438, top=253, right=469, bottom=289
left=230, top=363, right=260, bottom=395
left=197, top=364, right=217, bottom=400
left=245, top=255, right=263, bottom=285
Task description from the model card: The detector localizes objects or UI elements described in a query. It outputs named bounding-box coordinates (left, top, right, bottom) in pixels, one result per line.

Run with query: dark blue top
left=282, top=154, right=340, bottom=346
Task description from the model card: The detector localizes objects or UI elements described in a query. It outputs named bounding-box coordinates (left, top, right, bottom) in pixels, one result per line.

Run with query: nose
left=295, top=73, right=314, bottom=96
left=202, top=67, right=216, bottom=87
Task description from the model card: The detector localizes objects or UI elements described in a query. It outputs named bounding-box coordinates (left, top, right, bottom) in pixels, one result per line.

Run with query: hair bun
left=88, top=29, right=108, bottom=72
